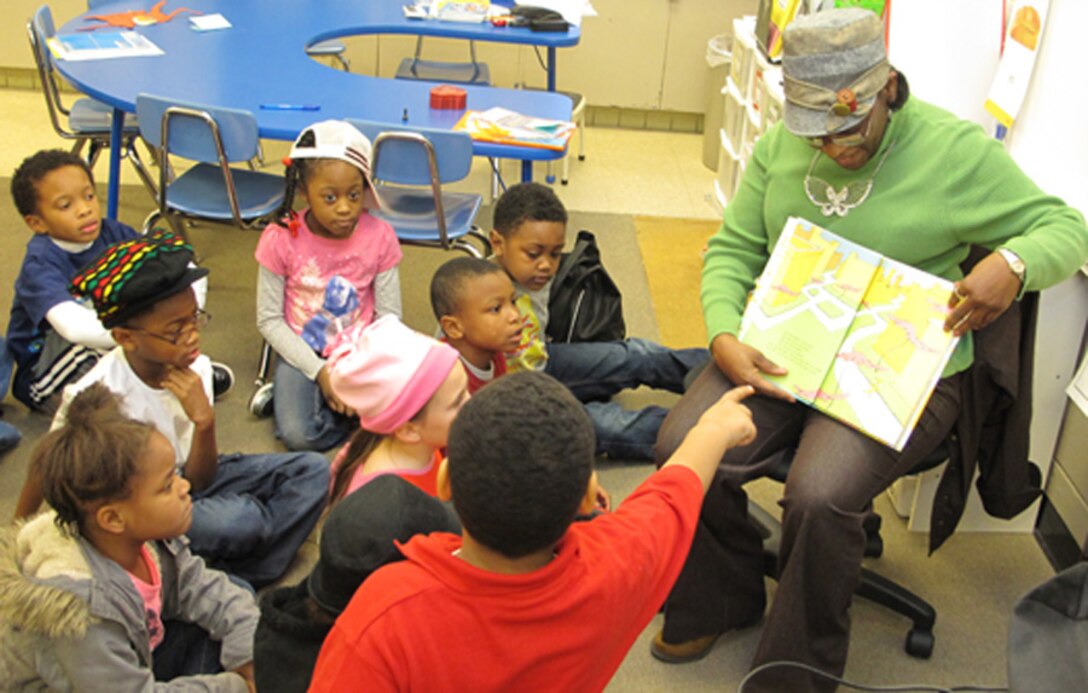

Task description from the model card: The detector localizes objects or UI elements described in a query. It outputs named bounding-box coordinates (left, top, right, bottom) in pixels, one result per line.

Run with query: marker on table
left=259, top=103, right=321, bottom=111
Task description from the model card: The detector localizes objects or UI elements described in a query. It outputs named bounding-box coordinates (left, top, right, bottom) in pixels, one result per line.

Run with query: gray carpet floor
left=0, top=183, right=1054, bottom=691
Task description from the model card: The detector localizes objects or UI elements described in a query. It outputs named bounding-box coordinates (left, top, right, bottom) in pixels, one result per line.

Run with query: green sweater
left=703, top=97, right=1088, bottom=376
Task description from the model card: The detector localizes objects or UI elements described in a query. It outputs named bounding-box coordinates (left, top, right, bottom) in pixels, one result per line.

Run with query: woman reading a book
left=650, top=8, right=1088, bottom=691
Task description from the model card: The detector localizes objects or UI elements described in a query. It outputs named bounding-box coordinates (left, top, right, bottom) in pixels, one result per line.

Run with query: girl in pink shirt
left=255, top=121, right=402, bottom=452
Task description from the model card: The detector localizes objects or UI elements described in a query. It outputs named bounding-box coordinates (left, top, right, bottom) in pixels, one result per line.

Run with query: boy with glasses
left=14, top=233, right=329, bottom=590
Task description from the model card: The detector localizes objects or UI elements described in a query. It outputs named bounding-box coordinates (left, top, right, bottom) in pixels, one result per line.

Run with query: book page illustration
left=740, top=218, right=959, bottom=451
left=816, top=257, right=959, bottom=450
left=739, top=218, right=881, bottom=402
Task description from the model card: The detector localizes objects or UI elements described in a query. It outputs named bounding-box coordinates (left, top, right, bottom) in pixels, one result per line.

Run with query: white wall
left=891, top=0, right=1088, bottom=529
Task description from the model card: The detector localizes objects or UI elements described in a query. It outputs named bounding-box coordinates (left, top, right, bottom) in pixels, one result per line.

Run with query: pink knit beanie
left=327, top=315, right=460, bottom=434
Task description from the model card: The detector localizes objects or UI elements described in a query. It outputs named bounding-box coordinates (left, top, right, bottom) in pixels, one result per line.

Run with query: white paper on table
left=190, top=14, right=232, bottom=32
left=515, top=0, right=597, bottom=27
left=48, top=31, right=164, bottom=61
left=1067, top=349, right=1088, bottom=417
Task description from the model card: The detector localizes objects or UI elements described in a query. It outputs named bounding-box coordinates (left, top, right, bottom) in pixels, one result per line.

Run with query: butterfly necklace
left=803, top=139, right=897, bottom=217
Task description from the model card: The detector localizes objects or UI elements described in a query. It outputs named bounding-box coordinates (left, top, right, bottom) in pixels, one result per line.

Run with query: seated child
left=13, top=232, right=329, bottom=589
left=255, top=120, right=402, bottom=452
left=430, top=256, right=522, bottom=395
left=309, top=371, right=757, bottom=690
left=0, top=384, right=258, bottom=690
left=5, top=149, right=230, bottom=414
left=254, top=474, right=460, bottom=693
left=489, top=182, right=710, bottom=460
left=326, top=314, right=468, bottom=504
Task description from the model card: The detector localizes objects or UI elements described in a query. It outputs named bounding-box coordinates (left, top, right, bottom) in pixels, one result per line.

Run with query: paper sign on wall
left=984, top=0, right=1050, bottom=129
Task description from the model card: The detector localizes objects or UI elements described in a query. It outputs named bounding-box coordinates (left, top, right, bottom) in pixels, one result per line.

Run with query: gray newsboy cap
left=782, top=8, right=889, bottom=137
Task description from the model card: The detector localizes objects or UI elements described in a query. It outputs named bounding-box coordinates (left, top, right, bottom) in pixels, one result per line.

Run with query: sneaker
left=211, top=362, right=235, bottom=400
left=650, top=629, right=722, bottom=664
left=249, top=382, right=274, bottom=418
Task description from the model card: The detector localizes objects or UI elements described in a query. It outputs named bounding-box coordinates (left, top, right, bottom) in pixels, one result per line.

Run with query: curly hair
left=446, top=371, right=594, bottom=558
left=492, top=182, right=567, bottom=238
left=11, top=149, right=95, bottom=217
left=430, top=256, right=506, bottom=321
left=32, top=384, right=155, bottom=533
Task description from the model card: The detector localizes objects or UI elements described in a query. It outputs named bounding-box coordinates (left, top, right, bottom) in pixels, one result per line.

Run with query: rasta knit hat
left=782, top=8, right=890, bottom=137
left=307, top=474, right=460, bottom=614
left=327, top=315, right=461, bottom=435
left=288, top=119, right=382, bottom=210
left=69, top=231, right=208, bottom=328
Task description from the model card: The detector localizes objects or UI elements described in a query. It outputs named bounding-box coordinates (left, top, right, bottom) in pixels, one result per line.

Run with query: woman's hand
left=710, top=333, right=794, bottom=402
left=945, top=252, right=1021, bottom=337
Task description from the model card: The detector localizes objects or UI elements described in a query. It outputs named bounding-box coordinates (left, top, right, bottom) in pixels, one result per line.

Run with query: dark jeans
left=273, top=360, right=354, bottom=452
left=654, top=363, right=961, bottom=692
left=152, top=621, right=222, bottom=681
left=188, top=451, right=329, bottom=589
left=545, top=338, right=709, bottom=460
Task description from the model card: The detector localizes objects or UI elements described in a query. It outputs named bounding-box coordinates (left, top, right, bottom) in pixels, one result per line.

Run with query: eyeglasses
left=805, top=104, right=877, bottom=149
left=124, top=309, right=211, bottom=345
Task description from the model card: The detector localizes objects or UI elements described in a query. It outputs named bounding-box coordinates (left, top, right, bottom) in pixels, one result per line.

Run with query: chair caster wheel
left=863, top=513, right=883, bottom=558
left=864, top=533, right=884, bottom=558
left=905, top=628, right=934, bottom=659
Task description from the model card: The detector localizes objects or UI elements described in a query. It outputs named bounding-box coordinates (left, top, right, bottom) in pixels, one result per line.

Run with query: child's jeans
left=0, top=420, right=19, bottom=453
left=188, top=451, right=329, bottom=588
left=545, top=338, right=709, bottom=460
left=273, top=360, right=355, bottom=452
left=152, top=621, right=223, bottom=681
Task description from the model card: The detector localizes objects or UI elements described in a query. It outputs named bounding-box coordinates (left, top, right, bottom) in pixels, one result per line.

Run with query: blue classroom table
left=54, top=0, right=581, bottom=219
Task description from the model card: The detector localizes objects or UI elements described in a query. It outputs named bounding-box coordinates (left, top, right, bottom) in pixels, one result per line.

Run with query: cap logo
left=833, top=88, right=858, bottom=116
left=343, top=146, right=372, bottom=175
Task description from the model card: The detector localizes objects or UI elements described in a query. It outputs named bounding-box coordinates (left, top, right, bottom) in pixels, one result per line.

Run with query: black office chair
left=748, top=444, right=945, bottom=659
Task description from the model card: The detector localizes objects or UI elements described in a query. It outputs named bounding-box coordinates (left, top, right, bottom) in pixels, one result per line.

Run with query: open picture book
left=738, top=217, right=960, bottom=451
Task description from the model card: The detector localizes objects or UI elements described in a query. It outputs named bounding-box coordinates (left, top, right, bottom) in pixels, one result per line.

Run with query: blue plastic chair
left=29, top=5, right=155, bottom=197
left=347, top=120, right=488, bottom=257
left=135, top=94, right=285, bottom=234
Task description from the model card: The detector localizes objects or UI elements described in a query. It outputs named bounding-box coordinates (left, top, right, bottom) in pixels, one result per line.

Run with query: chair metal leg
left=141, top=210, right=163, bottom=235
left=159, top=211, right=191, bottom=244
left=123, top=137, right=159, bottom=203
left=255, top=341, right=273, bottom=386
left=85, top=139, right=104, bottom=168
left=71, top=137, right=89, bottom=159
left=248, top=341, right=275, bottom=418
left=577, top=113, right=586, bottom=161
left=453, top=229, right=490, bottom=258
left=489, top=158, right=503, bottom=203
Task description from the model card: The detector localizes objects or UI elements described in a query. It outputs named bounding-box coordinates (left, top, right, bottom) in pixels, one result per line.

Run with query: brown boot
left=649, top=629, right=722, bottom=664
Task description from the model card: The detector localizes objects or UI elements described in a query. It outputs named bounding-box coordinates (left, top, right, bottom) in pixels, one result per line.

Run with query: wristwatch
left=997, top=248, right=1026, bottom=285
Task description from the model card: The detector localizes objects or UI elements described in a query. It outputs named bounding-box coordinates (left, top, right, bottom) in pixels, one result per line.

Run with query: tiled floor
left=0, top=87, right=724, bottom=221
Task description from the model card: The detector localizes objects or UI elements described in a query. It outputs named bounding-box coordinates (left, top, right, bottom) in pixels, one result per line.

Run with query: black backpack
left=546, top=230, right=626, bottom=343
